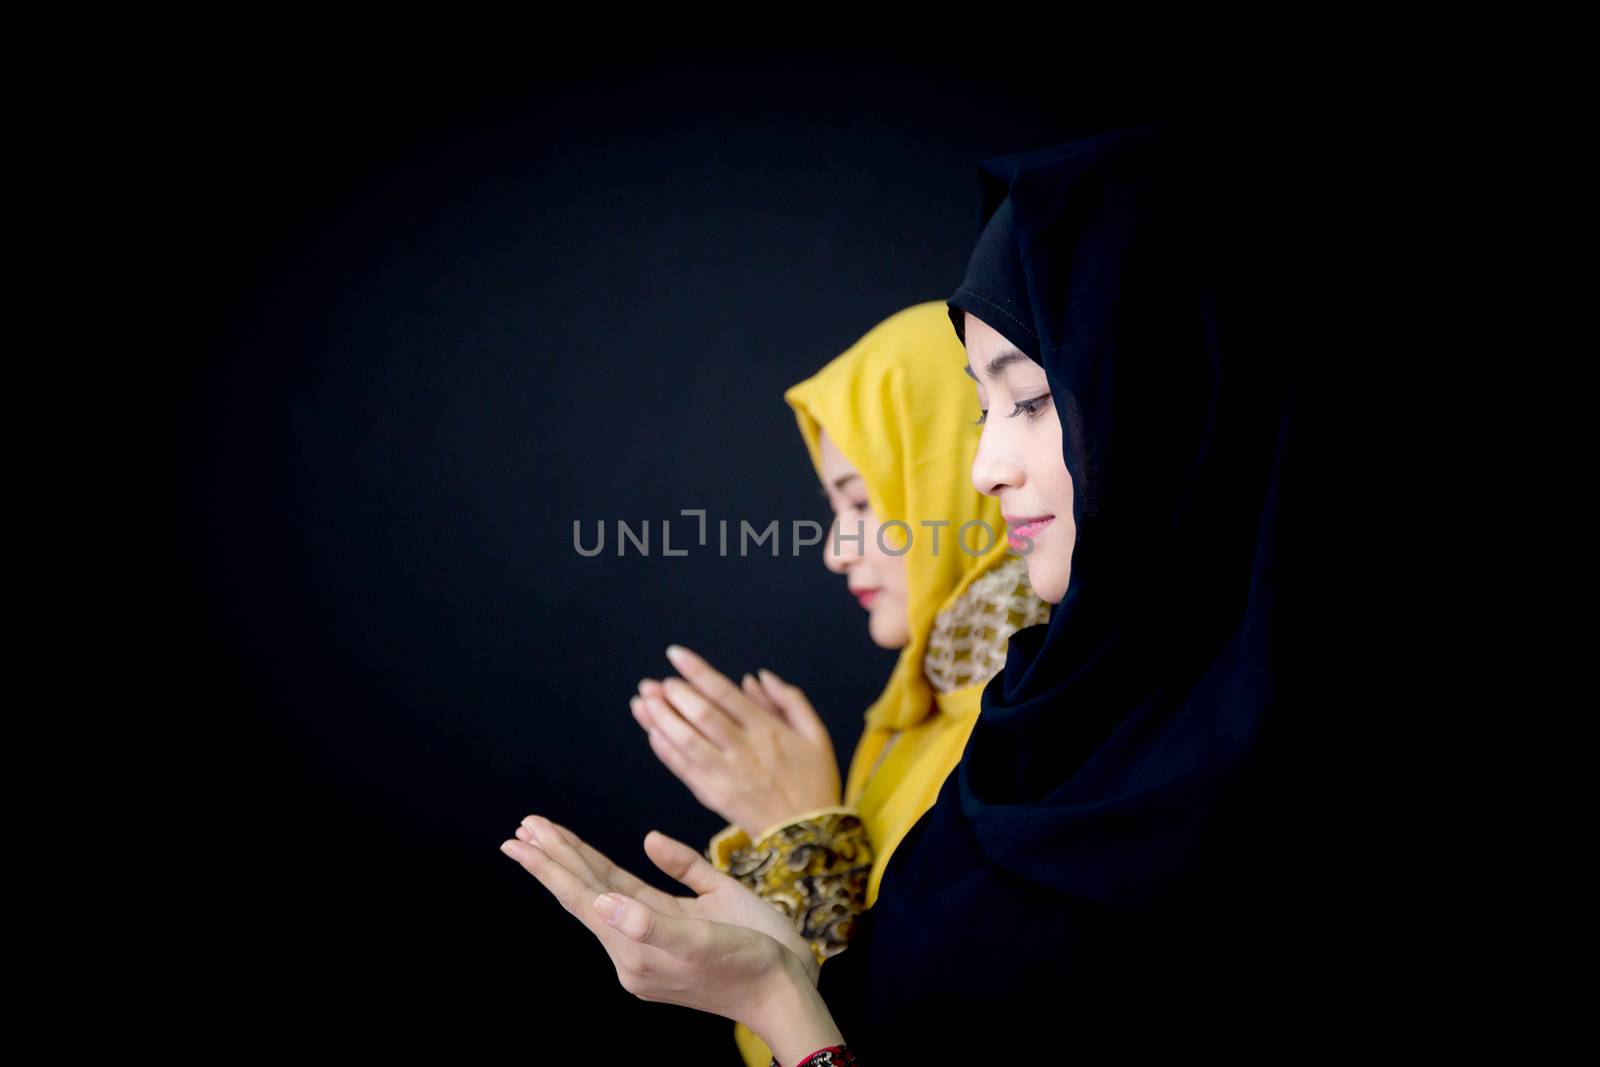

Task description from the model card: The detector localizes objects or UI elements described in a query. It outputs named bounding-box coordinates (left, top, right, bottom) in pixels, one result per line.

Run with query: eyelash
left=973, top=394, right=1051, bottom=425
left=820, top=493, right=870, bottom=514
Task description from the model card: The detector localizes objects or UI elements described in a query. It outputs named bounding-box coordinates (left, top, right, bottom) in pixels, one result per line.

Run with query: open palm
left=514, top=815, right=821, bottom=986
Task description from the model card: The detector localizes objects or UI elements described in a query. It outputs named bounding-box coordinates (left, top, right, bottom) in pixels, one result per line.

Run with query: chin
left=868, top=609, right=911, bottom=650
left=1026, top=554, right=1071, bottom=605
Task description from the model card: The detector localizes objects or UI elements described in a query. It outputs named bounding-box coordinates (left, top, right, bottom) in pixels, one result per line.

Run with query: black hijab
left=815, top=122, right=1317, bottom=1056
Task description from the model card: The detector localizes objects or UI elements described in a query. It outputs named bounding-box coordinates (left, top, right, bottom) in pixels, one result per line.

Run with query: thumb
left=758, top=668, right=827, bottom=740
left=642, top=829, right=728, bottom=896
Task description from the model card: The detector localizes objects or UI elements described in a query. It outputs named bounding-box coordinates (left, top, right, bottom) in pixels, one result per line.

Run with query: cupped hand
left=501, top=815, right=843, bottom=1060
left=629, top=645, right=842, bottom=838
left=508, top=814, right=820, bottom=986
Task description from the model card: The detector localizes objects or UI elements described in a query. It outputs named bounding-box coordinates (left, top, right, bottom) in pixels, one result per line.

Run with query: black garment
left=817, top=122, right=1331, bottom=1057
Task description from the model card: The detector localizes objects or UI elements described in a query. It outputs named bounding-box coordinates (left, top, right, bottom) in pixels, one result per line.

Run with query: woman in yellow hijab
left=629, top=301, right=1048, bottom=1067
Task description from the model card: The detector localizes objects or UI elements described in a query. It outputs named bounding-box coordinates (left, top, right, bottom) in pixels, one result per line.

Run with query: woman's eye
left=973, top=394, right=1050, bottom=424
left=850, top=500, right=869, bottom=512
left=1011, top=394, right=1051, bottom=418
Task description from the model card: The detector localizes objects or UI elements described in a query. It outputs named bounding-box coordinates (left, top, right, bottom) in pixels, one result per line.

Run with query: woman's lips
left=1005, top=516, right=1055, bottom=549
left=854, top=590, right=880, bottom=608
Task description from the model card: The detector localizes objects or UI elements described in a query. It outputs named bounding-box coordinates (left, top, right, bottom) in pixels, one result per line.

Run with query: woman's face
left=963, top=312, right=1077, bottom=604
left=817, top=428, right=911, bottom=649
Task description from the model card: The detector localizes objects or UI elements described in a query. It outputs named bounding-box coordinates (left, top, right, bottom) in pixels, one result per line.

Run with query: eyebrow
left=818, top=474, right=864, bottom=496
left=963, top=348, right=1031, bottom=380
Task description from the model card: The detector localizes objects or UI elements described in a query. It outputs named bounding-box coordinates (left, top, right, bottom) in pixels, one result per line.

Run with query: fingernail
left=500, top=841, right=516, bottom=856
left=594, top=894, right=622, bottom=921
left=665, top=644, right=686, bottom=662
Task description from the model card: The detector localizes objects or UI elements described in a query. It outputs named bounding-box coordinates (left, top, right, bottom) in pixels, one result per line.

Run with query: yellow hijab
left=782, top=301, right=1014, bottom=805
left=728, top=302, right=1034, bottom=1067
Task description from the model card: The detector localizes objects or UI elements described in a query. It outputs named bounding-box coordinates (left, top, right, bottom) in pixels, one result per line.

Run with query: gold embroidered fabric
left=706, top=808, right=871, bottom=965
left=923, top=554, right=1051, bottom=694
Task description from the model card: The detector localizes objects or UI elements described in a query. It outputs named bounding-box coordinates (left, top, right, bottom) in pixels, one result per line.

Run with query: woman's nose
left=821, top=515, right=859, bottom=574
left=971, top=427, right=1023, bottom=497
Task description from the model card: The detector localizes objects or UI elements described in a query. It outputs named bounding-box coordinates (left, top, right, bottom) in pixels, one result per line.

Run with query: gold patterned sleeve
left=704, top=806, right=873, bottom=964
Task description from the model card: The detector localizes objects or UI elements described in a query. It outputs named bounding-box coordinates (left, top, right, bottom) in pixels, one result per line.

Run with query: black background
left=161, top=47, right=1187, bottom=1055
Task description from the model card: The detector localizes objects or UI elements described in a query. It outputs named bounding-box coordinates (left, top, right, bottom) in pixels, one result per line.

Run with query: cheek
left=889, top=571, right=910, bottom=605
left=861, top=532, right=908, bottom=600
left=1033, top=415, right=1074, bottom=516
left=861, top=514, right=904, bottom=566
left=1033, top=511, right=1076, bottom=602
left=1055, top=471, right=1077, bottom=522
left=874, top=545, right=910, bottom=600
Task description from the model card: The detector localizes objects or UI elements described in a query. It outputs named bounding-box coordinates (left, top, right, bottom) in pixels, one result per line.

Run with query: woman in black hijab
left=811, top=121, right=1310, bottom=1057
left=500, top=121, right=1312, bottom=1063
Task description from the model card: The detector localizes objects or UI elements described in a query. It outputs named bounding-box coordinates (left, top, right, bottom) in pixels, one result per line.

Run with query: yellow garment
left=724, top=302, right=1045, bottom=1067
left=784, top=302, right=1010, bottom=739
left=709, top=805, right=871, bottom=964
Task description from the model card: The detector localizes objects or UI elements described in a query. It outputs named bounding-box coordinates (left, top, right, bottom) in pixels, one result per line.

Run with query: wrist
left=747, top=950, right=841, bottom=1067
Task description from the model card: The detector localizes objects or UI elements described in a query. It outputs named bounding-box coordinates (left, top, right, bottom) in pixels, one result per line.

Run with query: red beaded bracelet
left=771, top=1046, right=857, bottom=1067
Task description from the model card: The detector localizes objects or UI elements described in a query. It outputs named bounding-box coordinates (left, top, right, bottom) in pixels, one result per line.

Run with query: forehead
left=961, top=314, right=1037, bottom=381
left=963, top=311, right=1003, bottom=347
